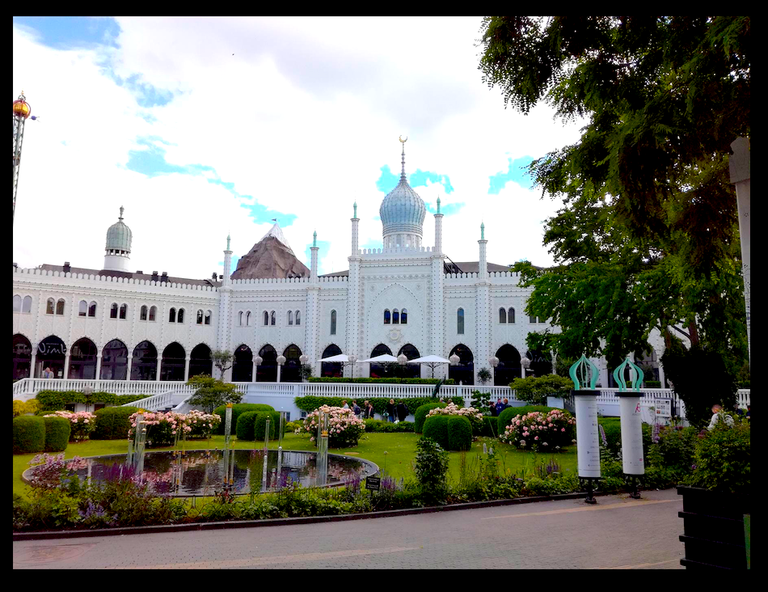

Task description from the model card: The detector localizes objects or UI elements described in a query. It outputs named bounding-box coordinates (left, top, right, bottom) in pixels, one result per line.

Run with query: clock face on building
left=388, top=328, right=402, bottom=343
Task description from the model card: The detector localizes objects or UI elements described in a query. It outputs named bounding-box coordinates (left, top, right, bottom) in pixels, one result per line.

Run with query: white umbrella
left=407, top=354, right=451, bottom=378
left=317, top=353, right=350, bottom=363
left=360, top=354, right=399, bottom=363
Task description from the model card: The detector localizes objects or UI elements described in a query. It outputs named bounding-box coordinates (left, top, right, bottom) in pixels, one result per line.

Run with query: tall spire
left=119, top=205, right=124, bottom=220
left=399, top=135, right=408, bottom=181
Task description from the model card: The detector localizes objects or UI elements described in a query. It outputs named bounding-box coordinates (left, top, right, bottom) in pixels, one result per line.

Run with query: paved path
left=13, top=488, right=684, bottom=569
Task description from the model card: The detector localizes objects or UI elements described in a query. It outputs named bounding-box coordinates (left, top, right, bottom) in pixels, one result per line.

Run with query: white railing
left=12, top=378, right=191, bottom=398
left=123, top=391, right=175, bottom=412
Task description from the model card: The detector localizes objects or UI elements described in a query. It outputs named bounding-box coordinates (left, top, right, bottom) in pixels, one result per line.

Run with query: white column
left=475, top=224, right=490, bottom=384
left=63, top=351, right=71, bottom=379
left=347, top=206, right=362, bottom=363
left=184, top=356, right=191, bottom=381
left=729, top=137, right=750, bottom=363
left=126, top=355, right=133, bottom=381
left=156, top=357, right=162, bottom=381
left=95, top=351, right=102, bottom=380
left=30, top=342, right=38, bottom=378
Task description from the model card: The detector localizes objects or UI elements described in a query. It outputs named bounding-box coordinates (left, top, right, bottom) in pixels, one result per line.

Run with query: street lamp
left=348, top=354, right=357, bottom=379
left=489, top=356, right=499, bottom=386
left=276, top=355, right=286, bottom=383
left=521, top=355, right=531, bottom=378
left=299, top=354, right=309, bottom=382
left=253, top=355, right=262, bottom=382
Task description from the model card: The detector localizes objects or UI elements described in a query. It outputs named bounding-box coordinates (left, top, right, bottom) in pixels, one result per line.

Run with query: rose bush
left=128, top=411, right=188, bottom=447
left=426, top=402, right=484, bottom=435
left=184, top=410, right=221, bottom=439
left=297, top=405, right=366, bottom=448
left=499, top=409, right=576, bottom=451
left=44, top=410, right=97, bottom=442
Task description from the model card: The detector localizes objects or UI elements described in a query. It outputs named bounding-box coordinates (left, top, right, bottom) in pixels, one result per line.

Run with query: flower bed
left=499, top=409, right=576, bottom=451
left=426, top=403, right=484, bottom=434
left=297, top=406, right=366, bottom=448
left=43, top=410, right=96, bottom=442
left=184, top=410, right=221, bottom=439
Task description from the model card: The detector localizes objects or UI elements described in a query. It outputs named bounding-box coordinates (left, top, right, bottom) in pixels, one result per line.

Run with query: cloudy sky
left=13, top=17, right=586, bottom=279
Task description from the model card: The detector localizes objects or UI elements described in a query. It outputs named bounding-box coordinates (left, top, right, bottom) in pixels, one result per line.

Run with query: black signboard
left=366, top=476, right=381, bottom=491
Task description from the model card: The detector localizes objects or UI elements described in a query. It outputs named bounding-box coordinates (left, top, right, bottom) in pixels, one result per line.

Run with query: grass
left=13, top=432, right=579, bottom=500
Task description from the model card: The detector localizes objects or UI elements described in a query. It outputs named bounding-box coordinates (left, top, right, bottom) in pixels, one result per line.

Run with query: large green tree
left=479, top=17, right=749, bottom=422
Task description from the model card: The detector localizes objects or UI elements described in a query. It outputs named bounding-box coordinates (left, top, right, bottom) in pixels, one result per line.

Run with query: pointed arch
left=160, top=342, right=185, bottom=381
left=232, top=344, right=253, bottom=382
left=68, top=337, right=98, bottom=379
left=100, top=339, right=128, bottom=380
left=321, top=344, right=343, bottom=377
left=494, top=344, right=521, bottom=385
left=257, top=344, right=278, bottom=382
left=448, top=343, right=474, bottom=385
left=131, top=340, right=158, bottom=381
left=189, top=343, right=213, bottom=378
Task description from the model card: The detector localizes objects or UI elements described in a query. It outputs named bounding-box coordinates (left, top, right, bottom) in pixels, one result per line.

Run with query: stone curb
left=12, top=491, right=610, bottom=541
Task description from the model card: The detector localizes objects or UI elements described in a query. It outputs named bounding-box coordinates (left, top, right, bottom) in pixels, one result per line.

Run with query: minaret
left=310, top=230, right=319, bottom=280
left=217, top=234, right=233, bottom=380
left=430, top=196, right=446, bottom=376
left=475, top=222, right=491, bottom=384
left=434, top=196, right=444, bottom=254
left=347, top=202, right=362, bottom=374
left=351, top=201, right=360, bottom=255
left=306, top=230, right=321, bottom=376
left=103, top=206, right=133, bottom=272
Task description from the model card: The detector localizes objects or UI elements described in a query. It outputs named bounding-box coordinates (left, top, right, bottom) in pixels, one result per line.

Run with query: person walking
left=352, top=400, right=361, bottom=417
left=387, top=398, right=396, bottom=423
left=707, top=404, right=734, bottom=431
left=495, top=398, right=505, bottom=416
left=488, top=401, right=497, bottom=416
left=364, top=400, right=375, bottom=419
left=341, top=400, right=349, bottom=410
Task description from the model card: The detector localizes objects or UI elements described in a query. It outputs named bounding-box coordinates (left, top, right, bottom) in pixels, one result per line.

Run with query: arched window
left=141, top=305, right=149, bottom=321
left=288, top=310, right=293, bottom=325
left=196, top=309, right=204, bottom=325
left=177, top=308, right=184, bottom=323
left=295, top=310, right=301, bottom=325
left=330, top=310, right=337, bottom=335
left=56, top=299, right=65, bottom=315
left=263, top=311, right=269, bottom=326
left=22, top=296, right=32, bottom=313
left=238, top=311, right=243, bottom=326
left=46, top=298, right=55, bottom=315
left=204, top=310, right=212, bottom=325
left=508, top=307, right=515, bottom=323
left=100, top=339, right=128, bottom=380
left=189, top=343, right=213, bottom=379
left=384, top=309, right=391, bottom=324
left=499, top=307, right=507, bottom=323
left=13, top=295, right=22, bottom=312
left=170, top=308, right=177, bottom=323
left=110, top=303, right=119, bottom=319
left=457, top=308, right=465, bottom=335
left=245, top=311, right=250, bottom=326
left=79, top=300, right=88, bottom=317
left=88, top=301, right=97, bottom=317
left=149, top=306, right=157, bottom=322
left=393, top=308, right=400, bottom=324
left=401, top=308, right=407, bottom=324
left=270, top=311, right=275, bottom=326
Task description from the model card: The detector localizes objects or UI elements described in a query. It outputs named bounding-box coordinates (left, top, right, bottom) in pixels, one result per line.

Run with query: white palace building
left=12, top=143, right=677, bottom=416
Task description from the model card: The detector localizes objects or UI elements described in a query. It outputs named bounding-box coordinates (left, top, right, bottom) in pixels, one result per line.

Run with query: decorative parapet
left=230, top=276, right=311, bottom=286
left=444, top=271, right=520, bottom=281
left=359, top=246, right=435, bottom=255
left=12, top=266, right=218, bottom=292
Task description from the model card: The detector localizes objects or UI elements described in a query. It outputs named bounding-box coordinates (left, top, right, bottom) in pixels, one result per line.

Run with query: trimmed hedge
left=13, top=416, right=46, bottom=454
left=480, top=416, right=499, bottom=438
left=422, top=415, right=450, bottom=449
left=363, top=419, right=415, bottom=433
left=235, top=411, right=259, bottom=441
left=598, top=417, right=622, bottom=454
left=213, top=403, right=276, bottom=435
left=236, top=411, right=279, bottom=441
left=414, top=403, right=447, bottom=433
left=35, top=390, right=151, bottom=412
left=91, top=406, right=140, bottom=440
left=497, top=405, right=557, bottom=436
left=296, top=396, right=462, bottom=420
left=447, top=416, right=473, bottom=451
left=43, top=416, right=71, bottom=452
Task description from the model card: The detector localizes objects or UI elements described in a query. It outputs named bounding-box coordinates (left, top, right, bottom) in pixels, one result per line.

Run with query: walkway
left=13, top=488, right=684, bottom=569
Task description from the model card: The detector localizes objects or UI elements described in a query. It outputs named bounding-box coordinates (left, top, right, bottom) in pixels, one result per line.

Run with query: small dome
left=380, top=142, right=426, bottom=238
left=105, top=206, right=132, bottom=253
left=13, top=94, right=31, bottom=119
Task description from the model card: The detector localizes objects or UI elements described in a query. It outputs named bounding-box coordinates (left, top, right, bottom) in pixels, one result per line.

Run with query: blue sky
left=13, top=17, right=585, bottom=277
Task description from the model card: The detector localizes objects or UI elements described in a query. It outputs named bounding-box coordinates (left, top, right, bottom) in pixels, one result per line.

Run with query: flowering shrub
left=44, top=410, right=97, bottom=442
left=499, top=409, right=576, bottom=451
left=426, top=403, right=484, bottom=434
left=297, top=405, right=366, bottom=448
left=26, top=453, right=87, bottom=493
left=128, top=411, right=189, bottom=447
left=183, top=410, right=221, bottom=439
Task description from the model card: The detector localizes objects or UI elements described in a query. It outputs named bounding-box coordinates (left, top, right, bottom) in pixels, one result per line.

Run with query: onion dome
left=379, top=138, right=426, bottom=239
left=13, top=92, right=31, bottom=119
left=105, top=206, right=132, bottom=254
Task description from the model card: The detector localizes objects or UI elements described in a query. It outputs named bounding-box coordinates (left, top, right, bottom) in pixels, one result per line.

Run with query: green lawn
left=14, top=432, right=578, bottom=500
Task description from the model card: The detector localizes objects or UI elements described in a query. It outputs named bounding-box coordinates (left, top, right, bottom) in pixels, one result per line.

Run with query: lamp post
left=299, top=354, right=309, bottom=382
left=449, top=354, right=459, bottom=387
left=521, top=355, right=531, bottom=378
left=489, top=356, right=499, bottom=386
left=348, top=354, right=357, bottom=379
left=397, top=353, right=407, bottom=378
left=276, top=355, right=286, bottom=383
left=253, top=355, right=262, bottom=382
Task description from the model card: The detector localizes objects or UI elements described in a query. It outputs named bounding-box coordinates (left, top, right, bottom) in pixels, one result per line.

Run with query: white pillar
left=184, top=356, right=191, bottom=381
left=126, top=355, right=133, bottom=381
left=30, top=342, right=38, bottom=378
left=729, top=137, right=750, bottom=363
left=95, top=352, right=102, bottom=381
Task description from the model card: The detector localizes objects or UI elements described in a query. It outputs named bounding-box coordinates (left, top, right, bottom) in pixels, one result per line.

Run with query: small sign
left=366, top=476, right=381, bottom=491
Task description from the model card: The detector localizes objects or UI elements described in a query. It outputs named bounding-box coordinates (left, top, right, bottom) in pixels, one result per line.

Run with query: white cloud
left=13, top=17, right=585, bottom=280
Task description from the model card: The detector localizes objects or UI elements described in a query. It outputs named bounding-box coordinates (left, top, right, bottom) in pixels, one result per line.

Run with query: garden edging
left=12, top=490, right=613, bottom=541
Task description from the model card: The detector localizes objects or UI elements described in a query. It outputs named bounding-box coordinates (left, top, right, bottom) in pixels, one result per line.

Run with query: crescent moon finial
left=399, top=135, right=408, bottom=143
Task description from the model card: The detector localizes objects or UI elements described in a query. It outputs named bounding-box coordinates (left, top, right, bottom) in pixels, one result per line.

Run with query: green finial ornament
left=353, top=202, right=357, bottom=218
left=312, top=230, right=317, bottom=248
left=569, top=354, right=600, bottom=390
left=226, top=233, right=231, bottom=251
left=480, top=222, right=485, bottom=240
left=613, top=357, right=644, bottom=392
left=436, top=196, right=441, bottom=214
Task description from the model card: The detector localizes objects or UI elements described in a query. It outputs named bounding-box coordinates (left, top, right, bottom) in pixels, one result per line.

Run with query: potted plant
left=677, top=415, right=750, bottom=569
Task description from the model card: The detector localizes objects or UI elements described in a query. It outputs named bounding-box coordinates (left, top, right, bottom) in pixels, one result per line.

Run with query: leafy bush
left=414, top=403, right=446, bottom=433
left=236, top=411, right=279, bottom=441
left=213, top=403, right=275, bottom=435
left=425, top=402, right=484, bottom=436
left=447, top=416, right=473, bottom=451
left=35, top=390, right=150, bottom=412
left=13, top=399, right=40, bottom=417
left=91, top=406, right=139, bottom=440
left=480, top=416, right=499, bottom=438
left=187, top=375, right=243, bottom=414
left=296, top=396, right=463, bottom=420
left=509, top=375, right=574, bottom=405
left=308, top=377, right=454, bottom=385
left=235, top=411, right=259, bottom=441
left=43, top=416, right=71, bottom=452
left=183, top=410, right=220, bottom=439
left=499, top=409, right=576, bottom=451
left=13, top=415, right=46, bottom=454
left=297, top=406, right=366, bottom=448
left=497, top=405, right=555, bottom=436
left=44, top=410, right=96, bottom=441
left=414, top=437, right=449, bottom=504
left=597, top=418, right=622, bottom=455
left=684, top=417, right=750, bottom=495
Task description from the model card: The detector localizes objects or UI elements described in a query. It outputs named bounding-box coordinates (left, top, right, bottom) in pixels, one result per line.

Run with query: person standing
left=387, top=399, right=396, bottom=423
left=707, top=404, right=735, bottom=431
left=364, top=400, right=375, bottom=419
left=488, top=401, right=497, bottom=416
left=396, top=400, right=408, bottom=423
left=495, top=398, right=505, bottom=416
left=352, top=400, right=361, bottom=417
left=341, top=399, right=349, bottom=410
